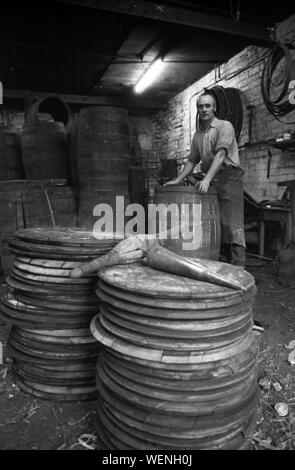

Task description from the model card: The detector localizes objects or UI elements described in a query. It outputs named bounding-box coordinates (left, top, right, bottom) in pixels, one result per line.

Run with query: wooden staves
left=0, top=227, right=121, bottom=402
left=153, top=185, right=221, bottom=260
left=0, top=181, right=77, bottom=274
left=92, top=262, right=259, bottom=450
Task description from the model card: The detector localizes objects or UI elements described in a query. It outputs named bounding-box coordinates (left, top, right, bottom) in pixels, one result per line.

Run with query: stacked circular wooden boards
left=0, top=227, right=122, bottom=402
left=91, top=262, right=259, bottom=450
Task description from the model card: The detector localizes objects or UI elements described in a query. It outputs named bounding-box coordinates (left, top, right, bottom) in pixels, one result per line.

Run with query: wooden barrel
left=91, top=262, right=258, bottom=450
left=128, top=166, right=147, bottom=205
left=21, top=122, right=70, bottom=180
left=0, top=181, right=77, bottom=274
left=0, top=128, right=24, bottom=180
left=27, top=96, right=71, bottom=127
left=153, top=185, right=221, bottom=260
left=67, top=116, right=80, bottom=187
left=76, top=106, right=130, bottom=189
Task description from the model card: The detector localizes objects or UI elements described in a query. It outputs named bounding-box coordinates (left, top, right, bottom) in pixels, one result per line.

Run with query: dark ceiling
left=0, top=0, right=294, bottom=112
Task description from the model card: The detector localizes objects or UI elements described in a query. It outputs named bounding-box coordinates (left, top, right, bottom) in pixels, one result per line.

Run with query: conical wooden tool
left=145, top=244, right=247, bottom=291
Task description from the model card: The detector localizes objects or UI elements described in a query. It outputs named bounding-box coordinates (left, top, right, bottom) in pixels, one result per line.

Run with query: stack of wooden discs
left=91, top=262, right=259, bottom=450
left=0, top=227, right=122, bottom=402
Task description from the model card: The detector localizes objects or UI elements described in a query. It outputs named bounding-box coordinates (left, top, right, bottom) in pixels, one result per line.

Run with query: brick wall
left=130, top=14, right=295, bottom=203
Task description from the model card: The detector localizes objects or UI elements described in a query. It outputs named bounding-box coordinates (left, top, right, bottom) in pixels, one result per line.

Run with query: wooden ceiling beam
left=57, top=0, right=274, bottom=44
left=3, top=88, right=164, bottom=109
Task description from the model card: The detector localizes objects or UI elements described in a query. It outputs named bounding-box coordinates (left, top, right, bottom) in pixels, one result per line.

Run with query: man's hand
left=196, top=178, right=210, bottom=194
left=163, top=178, right=180, bottom=187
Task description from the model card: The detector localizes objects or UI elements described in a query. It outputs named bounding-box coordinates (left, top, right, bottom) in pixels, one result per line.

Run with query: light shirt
left=188, top=117, right=241, bottom=172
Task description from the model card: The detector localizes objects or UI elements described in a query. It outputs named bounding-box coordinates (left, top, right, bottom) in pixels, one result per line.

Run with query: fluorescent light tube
left=134, top=58, right=165, bottom=94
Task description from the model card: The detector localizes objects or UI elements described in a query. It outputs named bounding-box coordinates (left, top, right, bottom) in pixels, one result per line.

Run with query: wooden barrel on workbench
left=75, top=106, right=130, bottom=189
left=91, top=262, right=258, bottom=450
left=21, top=122, right=70, bottom=180
left=153, top=185, right=221, bottom=260
left=0, top=180, right=77, bottom=274
left=0, top=228, right=122, bottom=402
left=0, top=128, right=24, bottom=180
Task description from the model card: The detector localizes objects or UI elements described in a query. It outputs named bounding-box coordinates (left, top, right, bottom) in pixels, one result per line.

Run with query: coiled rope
left=261, top=43, right=295, bottom=124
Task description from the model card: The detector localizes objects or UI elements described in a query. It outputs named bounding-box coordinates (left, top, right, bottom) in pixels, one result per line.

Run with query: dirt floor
left=0, top=256, right=295, bottom=451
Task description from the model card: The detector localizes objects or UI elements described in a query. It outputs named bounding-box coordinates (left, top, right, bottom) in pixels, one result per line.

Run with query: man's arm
left=164, top=159, right=195, bottom=186
left=196, top=149, right=226, bottom=194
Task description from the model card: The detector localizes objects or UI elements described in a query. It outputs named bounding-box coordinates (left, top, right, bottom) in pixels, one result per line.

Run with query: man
left=164, top=92, right=246, bottom=267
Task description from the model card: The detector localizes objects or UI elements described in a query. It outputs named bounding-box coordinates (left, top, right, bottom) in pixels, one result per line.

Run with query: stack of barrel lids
left=74, top=106, right=131, bottom=231
left=0, top=228, right=122, bottom=402
left=91, top=261, right=259, bottom=450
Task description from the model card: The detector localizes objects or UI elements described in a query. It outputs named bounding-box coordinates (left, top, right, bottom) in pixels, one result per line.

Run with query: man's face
left=197, top=95, right=216, bottom=121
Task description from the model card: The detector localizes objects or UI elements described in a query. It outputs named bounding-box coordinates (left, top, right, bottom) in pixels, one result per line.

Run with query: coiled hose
left=261, top=43, right=295, bottom=123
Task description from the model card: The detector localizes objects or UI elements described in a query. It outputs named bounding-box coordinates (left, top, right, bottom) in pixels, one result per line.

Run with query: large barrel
left=153, top=185, right=221, bottom=260
left=0, top=180, right=77, bottom=274
left=91, top=262, right=258, bottom=450
left=75, top=106, right=130, bottom=189
left=21, top=122, right=70, bottom=180
left=0, top=128, right=24, bottom=180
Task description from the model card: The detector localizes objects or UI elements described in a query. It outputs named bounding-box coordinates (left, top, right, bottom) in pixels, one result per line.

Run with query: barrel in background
left=26, top=96, right=71, bottom=127
left=153, top=185, right=221, bottom=260
left=74, top=106, right=131, bottom=232
left=75, top=106, right=130, bottom=189
left=21, top=122, right=70, bottom=180
left=0, top=128, right=24, bottom=180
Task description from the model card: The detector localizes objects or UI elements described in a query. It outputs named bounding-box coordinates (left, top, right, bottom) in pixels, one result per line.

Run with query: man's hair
left=197, top=92, right=217, bottom=111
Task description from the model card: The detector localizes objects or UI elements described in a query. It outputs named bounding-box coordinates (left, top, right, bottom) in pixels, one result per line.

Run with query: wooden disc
left=97, top=263, right=255, bottom=300
left=96, top=280, right=256, bottom=311
left=98, top=376, right=259, bottom=431
left=98, top=312, right=252, bottom=351
left=97, top=358, right=258, bottom=411
left=101, top=352, right=256, bottom=393
left=15, top=375, right=98, bottom=402
left=99, top=304, right=252, bottom=341
left=105, top=341, right=258, bottom=377
left=96, top=287, right=252, bottom=320
left=13, top=259, right=96, bottom=280
left=90, top=314, right=256, bottom=364
left=100, top=302, right=252, bottom=333
left=15, top=227, right=124, bottom=246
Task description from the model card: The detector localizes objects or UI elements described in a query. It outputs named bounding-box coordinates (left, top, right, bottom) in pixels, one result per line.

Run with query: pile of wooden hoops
left=91, top=262, right=259, bottom=450
left=0, top=228, right=122, bottom=402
